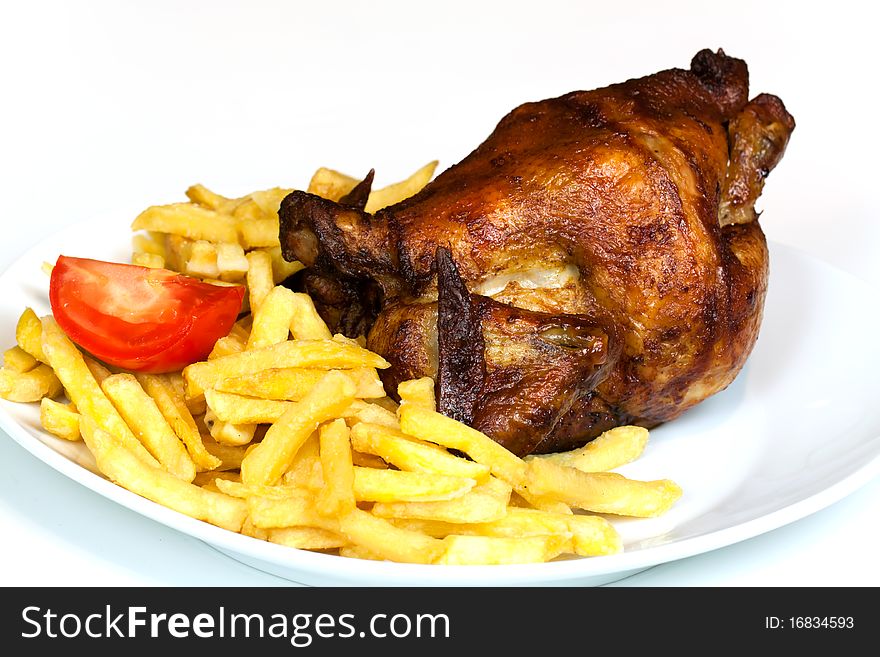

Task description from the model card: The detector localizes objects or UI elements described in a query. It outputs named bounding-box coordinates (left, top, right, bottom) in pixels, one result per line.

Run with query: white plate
left=1, top=211, right=879, bottom=586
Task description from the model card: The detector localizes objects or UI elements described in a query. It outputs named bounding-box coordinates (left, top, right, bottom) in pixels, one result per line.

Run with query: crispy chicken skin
left=279, top=49, right=795, bottom=455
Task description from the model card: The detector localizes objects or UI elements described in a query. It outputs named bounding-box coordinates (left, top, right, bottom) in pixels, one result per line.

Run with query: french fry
left=204, top=389, right=289, bottom=424
left=185, top=184, right=230, bottom=210
left=436, top=534, right=568, bottom=565
left=16, top=307, right=46, bottom=362
left=391, top=507, right=621, bottom=557
left=288, top=293, right=332, bottom=340
left=201, top=435, right=249, bottom=471
left=525, top=425, right=649, bottom=473
left=215, top=242, right=249, bottom=281
left=3, top=345, right=38, bottom=373
left=365, top=161, right=438, bottom=213
left=183, top=240, right=219, bottom=279
left=239, top=218, right=280, bottom=249
left=131, top=231, right=168, bottom=258
left=524, top=457, right=682, bottom=517
left=246, top=286, right=296, bottom=350
left=132, top=203, right=239, bottom=244
left=266, top=526, right=349, bottom=550
left=208, top=335, right=247, bottom=360
left=101, top=373, right=197, bottom=481
left=135, top=373, right=221, bottom=471
left=316, top=419, right=356, bottom=516
left=396, top=377, right=436, bottom=411
left=281, top=432, right=323, bottom=490
left=398, top=405, right=528, bottom=486
left=307, top=167, right=360, bottom=201
left=39, top=398, right=81, bottom=441
left=131, top=252, right=166, bottom=269
left=182, top=338, right=389, bottom=399
left=204, top=408, right=257, bottom=446
left=245, top=249, right=276, bottom=313
left=353, top=467, right=476, bottom=503
left=80, top=416, right=246, bottom=532
left=342, top=400, right=400, bottom=428
left=214, top=366, right=384, bottom=401
left=349, top=422, right=490, bottom=481
left=336, top=509, right=444, bottom=565
left=240, top=371, right=357, bottom=486
left=0, top=363, right=62, bottom=402
left=246, top=490, right=327, bottom=529
left=371, top=476, right=512, bottom=524
left=248, top=187, right=292, bottom=218
left=261, top=246, right=304, bottom=285
left=39, top=317, right=158, bottom=466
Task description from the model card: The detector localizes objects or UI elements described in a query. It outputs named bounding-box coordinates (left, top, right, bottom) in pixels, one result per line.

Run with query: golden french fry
left=336, top=509, right=444, bottom=565
left=215, top=242, right=249, bottom=281
left=349, top=422, right=490, bottom=480
left=80, top=416, right=246, bottom=532
left=204, top=389, right=289, bottom=424
left=246, top=490, right=327, bottom=529
left=398, top=405, right=528, bottom=486
left=266, top=526, right=349, bottom=550
left=204, top=408, right=257, bottom=446
left=0, top=363, right=62, bottom=402
left=131, top=231, right=168, bottom=258
left=524, top=457, right=682, bottom=517
left=16, top=307, right=47, bottom=362
left=214, top=366, right=384, bottom=401
left=183, top=240, right=219, bottom=278
left=316, top=419, right=356, bottom=516
left=246, top=286, right=296, bottom=350
left=40, top=318, right=158, bottom=466
left=245, top=249, right=277, bottom=314
left=101, top=373, right=197, bottom=482
left=238, top=218, right=280, bottom=249
left=396, top=377, right=436, bottom=411
left=248, top=187, right=293, bottom=218
left=435, top=534, right=568, bottom=565
left=288, top=293, right=332, bottom=340
left=371, top=476, right=512, bottom=524
left=192, top=470, right=240, bottom=490
left=135, top=373, right=221, bottom=471
left=183, top=338, right=389, bottom=399
left=392, top=507, right=620, bottom=557
left=365, top=161, right=438, bottom=213
left=3, top=345, right=38, bottom=373
left=281, top=432, right=323, bottom=490
left=261, top=246, right=304, bottom=285
left=208, top=334, right=247, bottom=360
left=39, top=398, right=81, bottom=441
left=342, top=400, right=400, bottom=428
left=240, top=371, right=357, bottom=486
left=525, top=425, right=649, bottom=473
left=132, top=203, right=239, bottom=243
left=353, top=467, right=475, bottom=503
left=185, top=183, right=230, bottom=210
left=131, top=252, right=166, bottom=269
left=307, top=167, right=361, bottom=201
left=201, top=435, right=249, bottom=471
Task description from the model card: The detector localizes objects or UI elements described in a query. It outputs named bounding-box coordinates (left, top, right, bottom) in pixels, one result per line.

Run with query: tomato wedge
left=49, top=256, right=245, bottom=373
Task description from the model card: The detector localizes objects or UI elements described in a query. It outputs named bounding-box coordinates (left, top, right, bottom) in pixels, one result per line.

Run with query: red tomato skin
left=49, top=256, right=245, bottom=373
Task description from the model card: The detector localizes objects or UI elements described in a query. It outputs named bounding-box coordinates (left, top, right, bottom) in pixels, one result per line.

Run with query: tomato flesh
left=49, top=256, right=245, bottom=373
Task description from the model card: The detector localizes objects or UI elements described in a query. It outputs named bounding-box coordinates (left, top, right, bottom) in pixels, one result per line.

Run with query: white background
left=0, top=0, right=877, bottom=587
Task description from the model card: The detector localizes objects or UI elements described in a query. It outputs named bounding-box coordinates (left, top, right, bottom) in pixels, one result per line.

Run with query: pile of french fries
left=0, top=162, right=682, bottom=565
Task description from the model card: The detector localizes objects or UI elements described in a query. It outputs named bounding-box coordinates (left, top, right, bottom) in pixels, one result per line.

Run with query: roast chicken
left=278, top=49, right=795, bottom=456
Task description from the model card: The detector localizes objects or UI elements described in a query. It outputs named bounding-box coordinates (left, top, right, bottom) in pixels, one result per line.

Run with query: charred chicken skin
left=279, top=49, right=795, bottom=456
